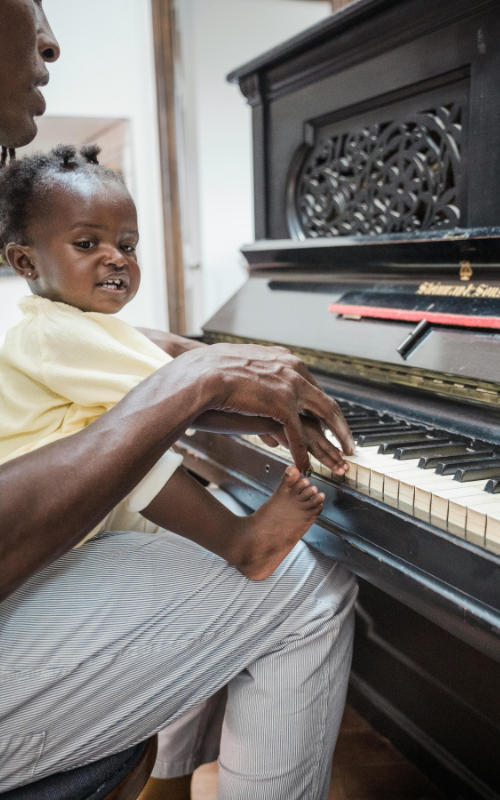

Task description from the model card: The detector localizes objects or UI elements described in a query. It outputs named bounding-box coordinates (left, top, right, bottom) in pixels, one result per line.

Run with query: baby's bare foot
left=239, top=465, right=325, bottom=580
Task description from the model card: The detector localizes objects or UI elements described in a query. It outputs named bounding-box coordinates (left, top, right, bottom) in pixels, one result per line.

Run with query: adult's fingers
left=259, top=434, right=280, bottom=447
left=283, top=415, right=311, bottom=476
left=197, top=343, right=354, bottom=455
left=296, top=381, right=354, bottom=455
left=308, top=439, right=347, bottom=475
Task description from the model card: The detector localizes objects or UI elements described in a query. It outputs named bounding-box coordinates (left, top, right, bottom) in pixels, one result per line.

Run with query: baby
left=0, top=145, right=347, bottom=579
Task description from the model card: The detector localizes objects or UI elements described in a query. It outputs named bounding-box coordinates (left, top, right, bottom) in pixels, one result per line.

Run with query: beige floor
left=191, top=706, right=444, bottom=800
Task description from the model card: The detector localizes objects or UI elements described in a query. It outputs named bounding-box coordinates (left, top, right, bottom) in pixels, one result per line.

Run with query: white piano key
left=359, top=455, right=409, bottom=491
left=448, top=499, right=472, bottom=531
left=240, top=431, right=499, bottom=555
left=428, top=481, right=488, bottom=521
left=369, top=458, right=419, bottom=493
left=464, top=496, right=500, bottom=546
left=446, top=490, right=500, bottom=541
left=485, top=511, right=500, bottom=554
left=416, top=481, right=483, bottom=517
left=310, top=456, right=322, bottom=474
left=343, top=447, right=382, bottom=487
left=398, top=470, right=457, bottom=507
left=357, top=458, right=388, bottom=488
left=325, top=432, right=342, bottom=450
left=402, top=468, right=483, bottom=512
left=382, top=466, right=451, bottom=503
left=369, top=458, right=422, bottom=495
left=316, top=461, right=330, bottom=478
left=415, top=486, right=434, bottom=513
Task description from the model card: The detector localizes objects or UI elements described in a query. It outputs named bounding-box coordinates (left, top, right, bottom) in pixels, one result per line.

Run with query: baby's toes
left=290, top=477, right=311, bottom=497
left=300, top=485, right=318, bottom=501
left=305, top=492, right=325, bottom=508
left=283, top=465, right=302, bottom=489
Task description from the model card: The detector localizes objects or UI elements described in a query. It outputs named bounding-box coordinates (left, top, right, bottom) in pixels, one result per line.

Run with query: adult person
left=0, top=2, right=357, bottom=799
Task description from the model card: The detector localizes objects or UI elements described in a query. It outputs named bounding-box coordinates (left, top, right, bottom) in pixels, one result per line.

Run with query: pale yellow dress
left=0, top=295, right=183, bottom=543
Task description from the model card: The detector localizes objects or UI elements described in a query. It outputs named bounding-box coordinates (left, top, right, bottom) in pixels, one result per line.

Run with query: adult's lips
left=32, top=72, right=49, bottom=115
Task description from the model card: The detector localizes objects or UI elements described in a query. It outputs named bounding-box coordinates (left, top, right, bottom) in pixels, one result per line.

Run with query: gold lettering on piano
left=459, top=261, right=473, bottom=281
left=416, top=282, right=500, bottom=298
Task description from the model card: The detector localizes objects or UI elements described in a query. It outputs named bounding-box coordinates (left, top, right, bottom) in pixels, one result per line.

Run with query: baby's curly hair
left=0, top=144, right=125, bottom=255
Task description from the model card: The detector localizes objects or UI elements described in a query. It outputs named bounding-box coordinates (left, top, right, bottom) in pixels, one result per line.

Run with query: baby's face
left=10, top=174, right=141, bottom=314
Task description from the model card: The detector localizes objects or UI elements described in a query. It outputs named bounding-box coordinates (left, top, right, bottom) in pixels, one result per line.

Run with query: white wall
left=0, top=0, right=167, bottom=336
left=177, top=0, right=331, bottom=331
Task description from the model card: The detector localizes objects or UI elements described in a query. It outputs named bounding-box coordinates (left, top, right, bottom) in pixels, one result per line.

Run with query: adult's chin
left=0, top=110, right=38, bottom=149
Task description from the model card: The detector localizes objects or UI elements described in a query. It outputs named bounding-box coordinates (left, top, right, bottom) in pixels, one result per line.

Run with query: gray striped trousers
left=0, top=527, right=357, bottom=799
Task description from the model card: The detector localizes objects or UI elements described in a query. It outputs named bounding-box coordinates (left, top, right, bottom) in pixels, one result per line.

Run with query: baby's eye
left=121, top=244, right=136, bottom=253
left=74, top=240, right=95, bottom=250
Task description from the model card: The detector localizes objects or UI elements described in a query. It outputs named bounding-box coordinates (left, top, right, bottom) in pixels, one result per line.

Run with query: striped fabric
left=0, top=530, right=356, bottom=799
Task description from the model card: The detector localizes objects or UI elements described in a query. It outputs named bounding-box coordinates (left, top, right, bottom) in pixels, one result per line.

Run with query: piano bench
left=0, top=735, right=158, bottom=800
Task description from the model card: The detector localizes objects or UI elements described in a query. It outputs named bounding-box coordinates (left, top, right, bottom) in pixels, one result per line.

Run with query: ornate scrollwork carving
left=290, top=104, right=462, bottom=238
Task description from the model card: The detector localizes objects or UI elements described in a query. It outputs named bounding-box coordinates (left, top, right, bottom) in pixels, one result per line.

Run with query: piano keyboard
left=241, top=401, right=500, bottom=557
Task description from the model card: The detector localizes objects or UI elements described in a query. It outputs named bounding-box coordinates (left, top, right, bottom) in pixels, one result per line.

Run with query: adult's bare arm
left=137, top=326, right=206, bottom=358
left=0, top=342, right=353, bottom=602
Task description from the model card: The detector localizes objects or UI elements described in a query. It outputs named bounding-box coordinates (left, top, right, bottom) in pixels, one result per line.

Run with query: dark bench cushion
left=0, top=740, right=147, bottom=800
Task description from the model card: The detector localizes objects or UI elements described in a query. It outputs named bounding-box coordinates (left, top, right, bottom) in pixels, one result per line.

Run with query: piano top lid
left=226, top=0, right=385, bottom=83
left=226, top=0, right=496, bottom=87
left=241, top=229, right=500, bottom=274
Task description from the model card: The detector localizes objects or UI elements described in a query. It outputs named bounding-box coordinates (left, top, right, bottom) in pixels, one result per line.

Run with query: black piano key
left=343, top=412, right=379, bottom=420
left=378, top=433, right=450, bottom=455
left=394, top=442, right=464, bottom=461
left=348, top=416, right=398, bottom=428
left=348, top=419, right=384, bottom=429
left=485, top=479, right=500, bottom=494
left=436, top=456, right=500, bottom=475
left=418, top=450, right=494, bottom=469
left=357, top=428, right=432, bottom=453
left=352, top=424, right=412, bottom=436
left=358, top=430, right=428, bottom=448
left=453, top=460, right=500, bottom=482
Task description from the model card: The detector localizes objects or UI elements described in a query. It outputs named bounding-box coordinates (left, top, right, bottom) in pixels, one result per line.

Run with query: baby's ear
left=5, top=243, right=37, bottom=281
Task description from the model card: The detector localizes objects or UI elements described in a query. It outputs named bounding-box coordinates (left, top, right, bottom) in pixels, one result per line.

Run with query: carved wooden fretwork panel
left=291, top=103, right=462, bottom=238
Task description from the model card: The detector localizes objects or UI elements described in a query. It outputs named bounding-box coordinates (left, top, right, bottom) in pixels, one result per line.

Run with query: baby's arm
left=141, top=465, right=325, bottom=580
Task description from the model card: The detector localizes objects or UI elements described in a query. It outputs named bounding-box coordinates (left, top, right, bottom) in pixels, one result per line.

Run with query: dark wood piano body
left=178, top=2, right=500, bottom=797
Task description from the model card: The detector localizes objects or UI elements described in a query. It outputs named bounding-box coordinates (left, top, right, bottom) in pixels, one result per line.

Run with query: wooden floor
left=191, top=706, right=445, bottom=800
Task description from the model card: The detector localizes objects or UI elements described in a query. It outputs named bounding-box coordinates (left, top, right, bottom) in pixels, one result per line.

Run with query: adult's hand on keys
left=188, top=342, right=354, bottom=475
left=259, top=416, right=349, bottom=476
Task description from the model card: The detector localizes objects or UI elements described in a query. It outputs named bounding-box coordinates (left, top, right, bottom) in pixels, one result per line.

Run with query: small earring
left=27, top=272, right=32, bottom=276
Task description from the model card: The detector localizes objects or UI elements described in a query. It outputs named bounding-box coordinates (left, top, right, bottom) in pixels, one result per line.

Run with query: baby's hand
left=259, top=416, right=348, bottom=476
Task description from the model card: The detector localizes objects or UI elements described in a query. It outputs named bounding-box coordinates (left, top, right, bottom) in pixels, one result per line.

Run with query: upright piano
left=178, top=1, right=500, bottom=796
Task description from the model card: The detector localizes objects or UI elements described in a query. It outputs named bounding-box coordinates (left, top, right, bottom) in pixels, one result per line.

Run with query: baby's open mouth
left=98, top=278, right=127, bottom=291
